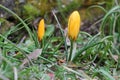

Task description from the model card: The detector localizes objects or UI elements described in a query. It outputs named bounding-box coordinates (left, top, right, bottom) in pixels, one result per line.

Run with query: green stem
left=68, top=40, right=73, bottom=61
left=0, top=4, right=33, bottom=40
left=71, top=42, right=77, bottom=61
left=41, top=38, right=44, bottom=48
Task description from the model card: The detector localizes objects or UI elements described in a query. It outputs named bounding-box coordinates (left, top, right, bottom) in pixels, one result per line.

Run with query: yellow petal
left=38, top=19, right=45, bottom=41
left=68, top=11, right=81, bottom=41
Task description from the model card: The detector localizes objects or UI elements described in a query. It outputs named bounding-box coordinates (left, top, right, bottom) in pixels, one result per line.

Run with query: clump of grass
left=0, top=1, right=120, bottom=80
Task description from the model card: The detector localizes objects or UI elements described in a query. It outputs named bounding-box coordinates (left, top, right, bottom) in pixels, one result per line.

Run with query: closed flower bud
left=38, top=19, right=45, bottom=41
left=68, top=11, right=81, bottom=41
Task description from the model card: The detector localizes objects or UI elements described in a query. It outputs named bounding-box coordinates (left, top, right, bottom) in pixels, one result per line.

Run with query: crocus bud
left=38, top=19, right=45, bottom=41
left=68, top=11, right=81, bottom=41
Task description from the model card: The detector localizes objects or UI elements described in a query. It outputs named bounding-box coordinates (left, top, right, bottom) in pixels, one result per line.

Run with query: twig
left=62, top=65, right=92, bottom=80
left=52, top=9, right=68, bottom=57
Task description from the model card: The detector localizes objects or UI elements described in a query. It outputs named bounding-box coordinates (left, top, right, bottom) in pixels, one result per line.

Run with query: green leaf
left=99, top=68, right=115, bottom=80
left=45, top=24, right=55, bottom=37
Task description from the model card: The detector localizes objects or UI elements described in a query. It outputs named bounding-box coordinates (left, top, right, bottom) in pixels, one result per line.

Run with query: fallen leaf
left=64, top=27, right=70, bottom=46
left=57, top=59, right=65, bottom=65
left=112, top=55, right=118, bottom=62
left=20, top=49, right=42, bottom=68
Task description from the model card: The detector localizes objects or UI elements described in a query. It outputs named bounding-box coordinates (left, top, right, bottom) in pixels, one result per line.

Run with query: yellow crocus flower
left=68, top=11, right=81, bottom=41
left=38, top=19, right=45, bottom=41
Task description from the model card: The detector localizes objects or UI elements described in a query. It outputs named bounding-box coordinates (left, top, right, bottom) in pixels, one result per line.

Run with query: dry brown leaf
left=20, top=49, right=42, bottom=68
left=64, top=27, right=71, bottom=46
left=112, top=55, right=118, bottom=62
left=57, top=59, right=65, bottom=65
